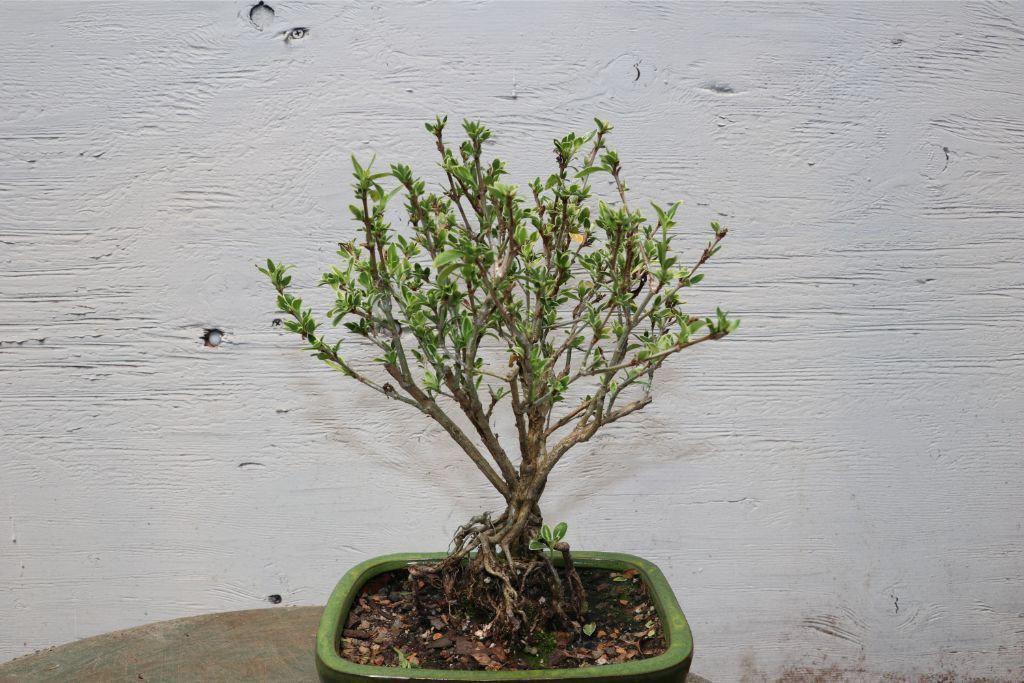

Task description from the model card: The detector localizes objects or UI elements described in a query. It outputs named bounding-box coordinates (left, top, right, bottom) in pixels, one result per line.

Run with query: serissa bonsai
left=260, top=117, right=737, bottom=680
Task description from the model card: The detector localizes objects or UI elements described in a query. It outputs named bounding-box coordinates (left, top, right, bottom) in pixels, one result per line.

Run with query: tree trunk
left=435, top=468, right=585, bottom=640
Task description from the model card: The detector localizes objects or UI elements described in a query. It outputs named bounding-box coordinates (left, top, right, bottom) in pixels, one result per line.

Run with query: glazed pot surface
left=316, top=551, right=693, bottom=682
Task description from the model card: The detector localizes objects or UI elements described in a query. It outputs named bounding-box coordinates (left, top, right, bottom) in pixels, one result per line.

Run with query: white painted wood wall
left=2, top=2, right=1022, bottom=680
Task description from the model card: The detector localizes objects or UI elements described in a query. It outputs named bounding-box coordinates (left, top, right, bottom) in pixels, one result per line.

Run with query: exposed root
left=421, top=508, right=588, bottom=642
left=554, top=541, right=587, bottom=619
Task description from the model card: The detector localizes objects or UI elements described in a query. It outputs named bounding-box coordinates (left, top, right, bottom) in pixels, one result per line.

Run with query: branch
left=545, top=400, right=588, bottom=438
left=384, top=365, right=511, bottom=501
left=578, top=332, right=719, bottom=378
left=443, top=370, right=520, bottom=488
left=543, top=394, right=653, bottom=472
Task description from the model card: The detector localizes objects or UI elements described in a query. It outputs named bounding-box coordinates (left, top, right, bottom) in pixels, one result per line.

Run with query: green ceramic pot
left=316, top=551, right=693, bottom=682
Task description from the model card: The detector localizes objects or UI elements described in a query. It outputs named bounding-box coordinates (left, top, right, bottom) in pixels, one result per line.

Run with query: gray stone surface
left=0, top=607, right=710, bottom=682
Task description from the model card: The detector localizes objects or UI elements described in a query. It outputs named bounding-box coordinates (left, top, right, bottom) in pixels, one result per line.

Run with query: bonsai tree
left=259, top=116, right=737, bottom=638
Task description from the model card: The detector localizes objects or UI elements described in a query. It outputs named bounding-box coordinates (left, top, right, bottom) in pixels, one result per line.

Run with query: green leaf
left=433, top=250, right=461, bottom=269
left=575, top=166, right=606, bottom=179
left=540, top=524, right=553, bottom=544
left=394, top=647, right=414, bottom=669
left=582, top=622, right=597, bottom=636
left=553, top=522, right=567, bottom=541
left=528, top=539, right=545, bottom=551
left=514, top=224, right=529, bottom=246
left=423, top=370, right=440, bottom=392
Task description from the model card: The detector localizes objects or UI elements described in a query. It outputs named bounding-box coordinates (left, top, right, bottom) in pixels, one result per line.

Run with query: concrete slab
left=0, top=608, right=710, bottom=682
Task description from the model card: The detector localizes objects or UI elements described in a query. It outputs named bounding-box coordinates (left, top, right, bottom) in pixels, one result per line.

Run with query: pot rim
left=316, top=551, right=693, bottom=681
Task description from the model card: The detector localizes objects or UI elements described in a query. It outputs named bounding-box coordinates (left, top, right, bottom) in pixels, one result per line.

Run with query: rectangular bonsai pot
left=316, top=551, right=693, bottom=682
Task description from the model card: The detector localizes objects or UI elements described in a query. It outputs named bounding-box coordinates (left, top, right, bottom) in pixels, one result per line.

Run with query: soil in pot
left=338, top=565, right=668, bottom=671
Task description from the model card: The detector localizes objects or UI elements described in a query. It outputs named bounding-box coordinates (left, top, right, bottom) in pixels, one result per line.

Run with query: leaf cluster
left=529, top=522, right=568, bottom=551
left=260, top=117, right=737, bottom=493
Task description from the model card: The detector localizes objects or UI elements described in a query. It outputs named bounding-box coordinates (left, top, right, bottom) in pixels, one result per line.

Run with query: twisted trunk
left=434, top=469, right=586, bottom=640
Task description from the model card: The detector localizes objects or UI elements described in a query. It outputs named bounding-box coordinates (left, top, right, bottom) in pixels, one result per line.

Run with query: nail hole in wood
left=249, top=1, right=274, bottom=31
left=284, top=27, right=308, bottom=43
left=202, top=328, right=224, bottom=347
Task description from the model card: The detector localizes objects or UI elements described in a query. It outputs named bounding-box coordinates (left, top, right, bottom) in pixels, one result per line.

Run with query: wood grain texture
left=1, top=2, right=1022, bottom=680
